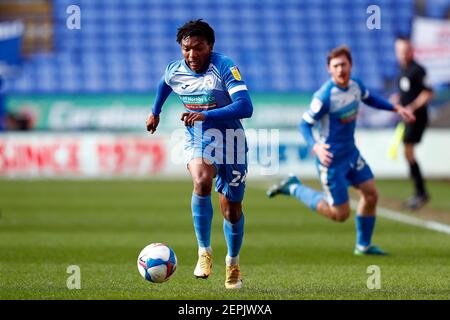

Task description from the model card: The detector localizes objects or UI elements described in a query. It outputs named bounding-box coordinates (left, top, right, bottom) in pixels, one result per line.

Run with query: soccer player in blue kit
left=267, top=46, right=415, bottom=255
left=146, top=20, right=252, bottom=289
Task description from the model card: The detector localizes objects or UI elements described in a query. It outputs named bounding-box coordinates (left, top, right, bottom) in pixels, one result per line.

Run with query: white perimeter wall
left=0, top=129, right=448, bottom=179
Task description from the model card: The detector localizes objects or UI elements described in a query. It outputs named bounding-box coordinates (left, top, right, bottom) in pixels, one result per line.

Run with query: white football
left=137, top=243, right=177, bottom=283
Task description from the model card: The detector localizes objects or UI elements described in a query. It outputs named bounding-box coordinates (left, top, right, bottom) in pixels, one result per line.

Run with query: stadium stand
left=1, top=0, right=436, bottom=94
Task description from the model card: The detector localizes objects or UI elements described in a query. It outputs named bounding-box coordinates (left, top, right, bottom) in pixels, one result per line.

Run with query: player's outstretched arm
left=356, top=78, right=404, bottom=113
left=362, top=93, right=396, bottom=111
left=146, top=77, right=173, bottom=133
left=363, top=93, right=415, bottom=123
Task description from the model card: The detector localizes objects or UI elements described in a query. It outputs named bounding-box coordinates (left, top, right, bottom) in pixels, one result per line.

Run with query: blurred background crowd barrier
left=0, top=0, right=449, bottom=178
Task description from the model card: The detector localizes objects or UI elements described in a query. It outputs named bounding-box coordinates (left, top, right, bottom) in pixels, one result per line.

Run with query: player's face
left=395, top=40, right=413, bottom=67
left=181, top=36, right=213, bottom=73
left=328, top=55, right=352, bottom=87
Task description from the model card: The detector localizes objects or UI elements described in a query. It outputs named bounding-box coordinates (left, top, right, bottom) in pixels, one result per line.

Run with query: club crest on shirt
left=204, top=75, right=214, bottom=89
left=400, top=76, right=410, bottom=92
left=230, top=66, right=242, bottom=81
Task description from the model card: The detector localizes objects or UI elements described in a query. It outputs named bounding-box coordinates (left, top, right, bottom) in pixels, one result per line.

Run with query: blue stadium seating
left=6, top=0, right=434, bottom=94
left=426, top=0, right=450, bottom=18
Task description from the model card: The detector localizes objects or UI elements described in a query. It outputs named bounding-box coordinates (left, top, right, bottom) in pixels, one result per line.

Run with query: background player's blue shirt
left=302, top=78, right=370, bottom=160
left=164, top=52, right=249, bottom=133
left=0, top=76, right=4, bottom=131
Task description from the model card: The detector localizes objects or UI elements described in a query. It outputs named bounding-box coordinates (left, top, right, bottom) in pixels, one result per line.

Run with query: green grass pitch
left=0, top=179, right=449, bottom=300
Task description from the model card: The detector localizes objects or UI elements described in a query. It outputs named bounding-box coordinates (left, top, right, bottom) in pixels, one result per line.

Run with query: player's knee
left=222, top=207, right=242, bottom=223
left=192, top=176, right=213, bottom=195
left=333, top=209, right=350, bottom=222
left=364, top=189, right=378, bottom=207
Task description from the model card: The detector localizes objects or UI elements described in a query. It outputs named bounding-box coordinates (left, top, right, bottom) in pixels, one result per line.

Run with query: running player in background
left=392, top=37, right=433, bottom=210
left=267, top=46, right=415, bottom=255
left=146, top=19, right=253, bottom=289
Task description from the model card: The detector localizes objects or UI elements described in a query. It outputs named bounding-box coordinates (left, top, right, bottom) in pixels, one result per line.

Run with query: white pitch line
left=350, top=200, right=450, bottom=235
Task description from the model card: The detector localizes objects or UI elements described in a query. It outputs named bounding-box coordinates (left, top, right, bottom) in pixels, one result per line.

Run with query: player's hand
left=146, top=113, right=160, bottom=134
left=313, top=143, right=333, bottom=167
left=181, top=112, right=206, bottom=127
left=395, top=104, right=416, bottom=124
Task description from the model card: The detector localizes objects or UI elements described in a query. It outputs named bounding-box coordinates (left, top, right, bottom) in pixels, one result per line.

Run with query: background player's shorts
left=403, top=107, right=428, bottom=144
left=316, top=148, right=374, bottom=206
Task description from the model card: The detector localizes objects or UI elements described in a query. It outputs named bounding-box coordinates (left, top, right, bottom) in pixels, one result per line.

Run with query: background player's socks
left=191, top=193, right=213, bottom=248
left=223, top=213, right=244, bottom=259
left=355, top=215, right=376, bottom=251
left=289, top=184, right=324, bottom=211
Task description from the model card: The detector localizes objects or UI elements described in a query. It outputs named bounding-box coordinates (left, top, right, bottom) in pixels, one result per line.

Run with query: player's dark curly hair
left=176, top=19, right=215, bottom=45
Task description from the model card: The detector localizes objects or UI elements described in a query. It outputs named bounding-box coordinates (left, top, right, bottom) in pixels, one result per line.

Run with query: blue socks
left=223, top=213, right=245, bottom=259
left=355, top=215, right=376, bottom=248
left=191, top=193, right=213, bottom=249
left=192, top=192, right=245, bottom=261
left=290, top=184, right=324, bottom=211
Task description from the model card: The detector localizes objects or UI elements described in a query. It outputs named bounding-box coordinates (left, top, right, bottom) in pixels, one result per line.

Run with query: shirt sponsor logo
left=180, top=94, right=217, bottom=110
left=339, top=108, right=358, bottom=124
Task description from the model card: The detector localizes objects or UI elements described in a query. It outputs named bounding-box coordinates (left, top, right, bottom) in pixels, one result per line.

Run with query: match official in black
left=393, top=37, right=433, bottom=210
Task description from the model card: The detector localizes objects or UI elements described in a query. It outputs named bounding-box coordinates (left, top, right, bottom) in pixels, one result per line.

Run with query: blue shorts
left=316, top=148, right=374, bottom=206
left=215, top=162, right=247, bottom=202
left=184, top=129, right=247, bottom=203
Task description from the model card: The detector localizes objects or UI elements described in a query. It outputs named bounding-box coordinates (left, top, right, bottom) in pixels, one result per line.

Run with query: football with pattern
left=137, top=243, right=177, bottom=283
